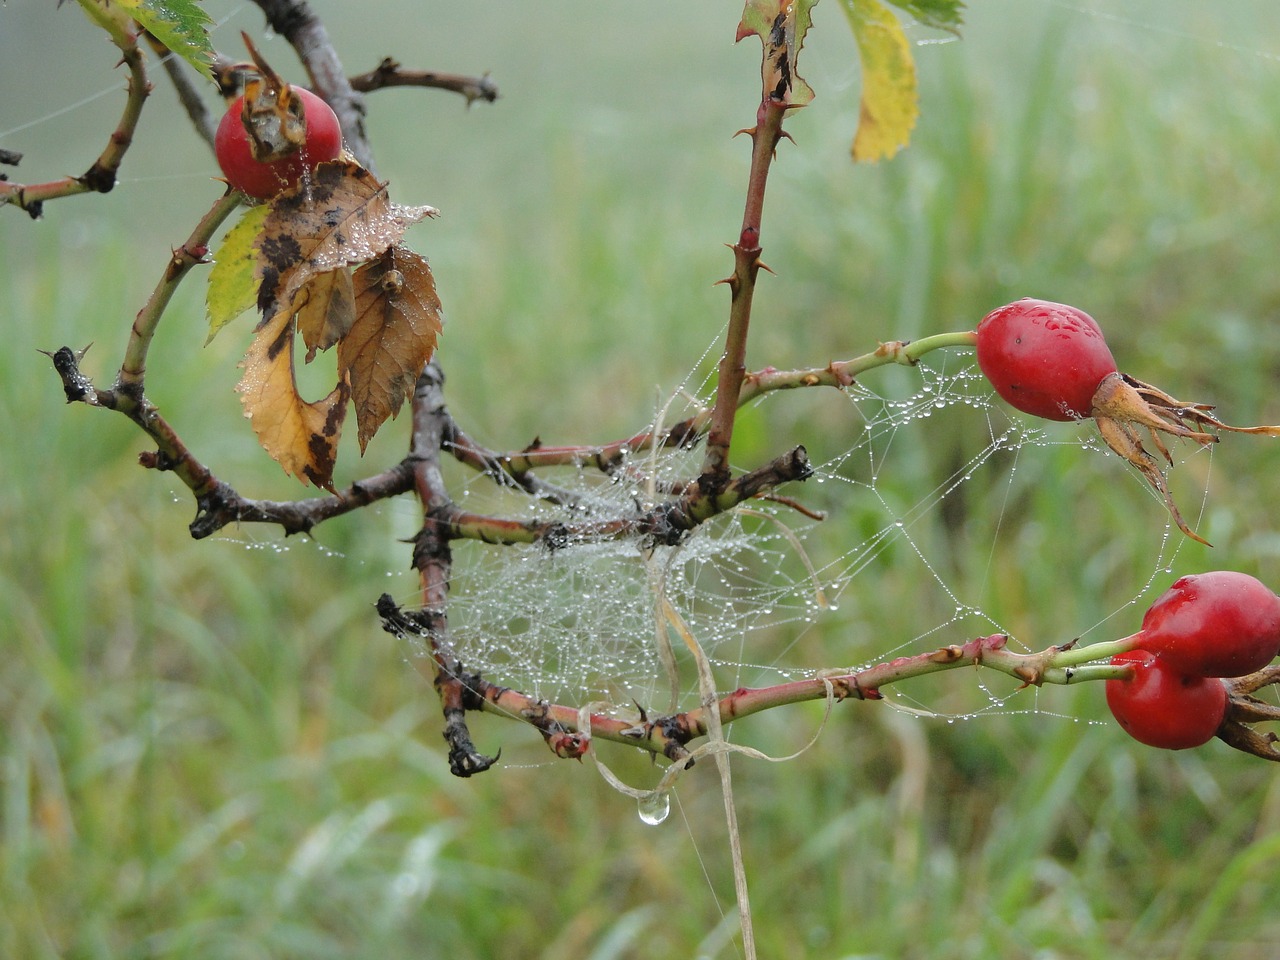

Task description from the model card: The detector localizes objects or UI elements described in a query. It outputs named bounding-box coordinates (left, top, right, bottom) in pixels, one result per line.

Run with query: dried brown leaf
left=255, top=160, right=436, bottom=321
left=340, top=244, right=443, bottom=452
left=296, top=267, right=356, bottom=362
left=237, top=307, right=350, bottom=489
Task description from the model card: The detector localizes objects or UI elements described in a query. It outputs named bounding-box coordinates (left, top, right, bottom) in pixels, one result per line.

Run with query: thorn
left=733, top=126, right=758, bottom=138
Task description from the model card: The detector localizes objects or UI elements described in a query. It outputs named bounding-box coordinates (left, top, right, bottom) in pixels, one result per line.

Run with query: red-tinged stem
left=702, top=98, right=790, bottom=489
left=666, top=635, right=1134, bottom=748
left=369, top=629, right=1139, bottom=761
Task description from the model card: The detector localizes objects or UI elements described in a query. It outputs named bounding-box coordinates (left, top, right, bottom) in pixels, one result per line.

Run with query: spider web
left=421, top=345, right=1201, bottom=718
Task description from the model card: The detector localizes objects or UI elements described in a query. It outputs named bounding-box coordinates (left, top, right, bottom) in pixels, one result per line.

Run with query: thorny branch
left=701, top=96, right=790, bottom=491
left=375, top=607, right=1280, bottom=766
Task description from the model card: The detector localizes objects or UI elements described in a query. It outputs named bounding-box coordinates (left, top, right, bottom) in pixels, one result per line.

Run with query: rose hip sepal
left=1105, top=649, right=1227, bottom=750
left=1140, top=571, right=1280, bottom=678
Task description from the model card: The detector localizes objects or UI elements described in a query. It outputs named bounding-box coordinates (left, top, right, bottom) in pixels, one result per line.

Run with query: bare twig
left=187, top=467, right=416, bottom=539
left=349, top=57, right=499, bottom=105
left=44, top=342, right=422, bottom=538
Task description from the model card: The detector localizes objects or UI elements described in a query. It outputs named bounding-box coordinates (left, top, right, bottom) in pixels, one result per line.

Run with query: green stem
left=740, top=330, right=979, bottom=399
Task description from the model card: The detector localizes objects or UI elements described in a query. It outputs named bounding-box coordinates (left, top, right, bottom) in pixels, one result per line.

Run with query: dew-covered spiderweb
left=414, top=341, right=1205, bottom=724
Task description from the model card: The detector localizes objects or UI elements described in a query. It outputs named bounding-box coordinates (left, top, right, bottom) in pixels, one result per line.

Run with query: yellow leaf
left=842, top=0, right=919, bottom=162
left=237, top=307, right=349, bottom=489
left=340, top=245, right=443, bottom=452
left=295, top=267, right=356, bottom=362
left=255, top=159, right=436, bottom=322
left=206, top=203, right=269, bottom=345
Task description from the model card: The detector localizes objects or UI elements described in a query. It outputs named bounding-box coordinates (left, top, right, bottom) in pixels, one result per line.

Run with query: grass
left=4, top=2, right=1280, bottom=958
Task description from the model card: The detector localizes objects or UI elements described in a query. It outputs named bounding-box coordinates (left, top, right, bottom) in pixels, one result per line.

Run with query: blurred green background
left=4, top=2, right=1280, bottom=957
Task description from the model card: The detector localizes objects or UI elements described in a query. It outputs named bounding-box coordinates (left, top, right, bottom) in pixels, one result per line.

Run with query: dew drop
left=637, top=791, right=671, bottom=826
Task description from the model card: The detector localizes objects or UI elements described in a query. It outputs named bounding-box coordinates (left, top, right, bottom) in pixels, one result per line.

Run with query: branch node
left=138, top=449, right=179, bottom=471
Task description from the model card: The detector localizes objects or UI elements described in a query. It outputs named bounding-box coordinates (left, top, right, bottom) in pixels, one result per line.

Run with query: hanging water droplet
left=637, top=791, right=670, bottom=826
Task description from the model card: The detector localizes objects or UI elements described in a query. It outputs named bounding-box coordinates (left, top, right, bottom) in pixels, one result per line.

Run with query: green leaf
left=206, top=203, right=269, bottom=344
left=115, top=0, right=216, bottom=79
left=884, top=0, right=964, bottom=35
left=735, top=0, right=820, bottom=108
left=840, top=0, right=919, bottom=162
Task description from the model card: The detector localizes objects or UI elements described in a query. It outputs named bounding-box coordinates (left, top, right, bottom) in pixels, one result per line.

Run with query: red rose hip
left=215, top=87, right=343, bottom=200
left=975, top=298, right=1118, bottom=421
left=1105, top=650, right=1227, bottom=749
left=1140, top=571, right=1280, bottom=678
